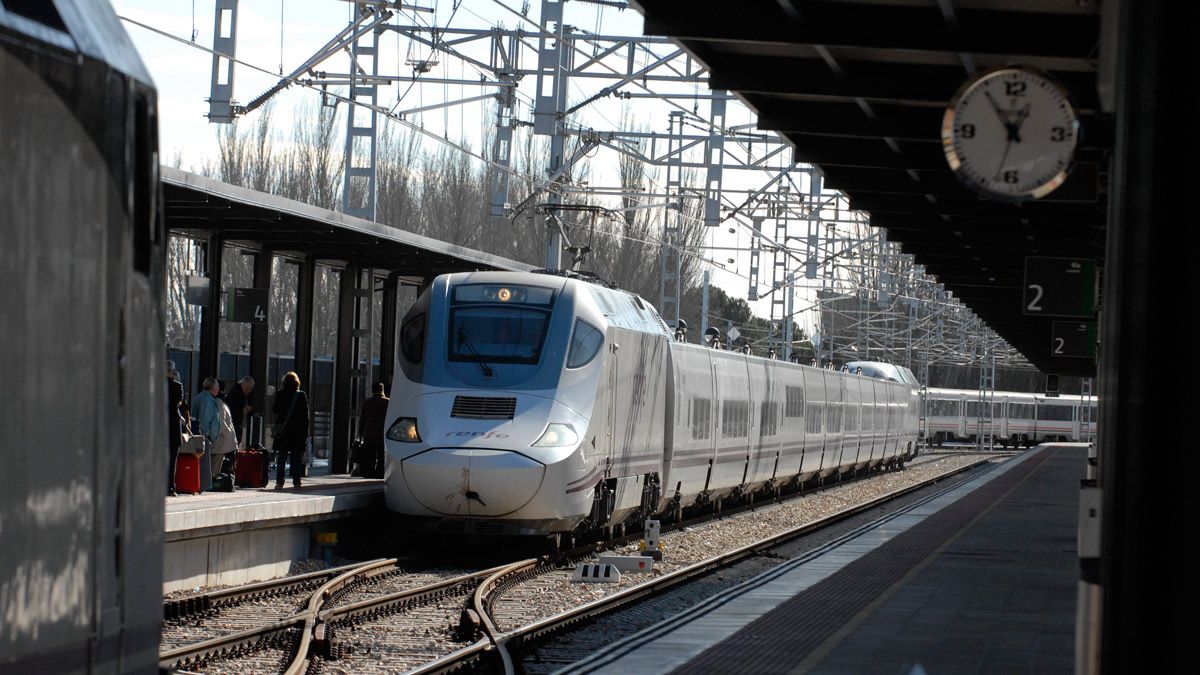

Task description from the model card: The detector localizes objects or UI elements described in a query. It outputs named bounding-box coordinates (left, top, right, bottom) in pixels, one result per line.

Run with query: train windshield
left=449, top=285, right=555, bottom=365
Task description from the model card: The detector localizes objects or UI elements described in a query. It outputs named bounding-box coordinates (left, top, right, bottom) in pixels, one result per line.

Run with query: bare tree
left=282, top=100, right=343, bottom=209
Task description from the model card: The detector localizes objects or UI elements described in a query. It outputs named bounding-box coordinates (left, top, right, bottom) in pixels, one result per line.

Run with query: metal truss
left=196, top=0, right=1025, bottom=376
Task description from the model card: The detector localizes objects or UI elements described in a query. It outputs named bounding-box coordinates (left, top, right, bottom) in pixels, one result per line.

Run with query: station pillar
left=293, top=256, right=316, bottom=412
left=379, top=272, right=400, bottom=393
left=197, top=234, right=224, bottom=388
left=248, top=247, right=272, bottom=416
left=1098, top=1, right=1200, bottom=671
left=332, top=265, right=372, bottom=474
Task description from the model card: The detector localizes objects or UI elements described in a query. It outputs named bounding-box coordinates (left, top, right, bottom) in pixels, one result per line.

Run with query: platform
left=568, top=444, right=1084, bottom=674
left=163, top=472, right=384, bottom=593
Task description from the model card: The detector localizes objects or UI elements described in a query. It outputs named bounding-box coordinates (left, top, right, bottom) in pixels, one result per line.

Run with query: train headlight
left=386, top=417, right=422, bottom=443
left=532, top=423, right=578, bottom=448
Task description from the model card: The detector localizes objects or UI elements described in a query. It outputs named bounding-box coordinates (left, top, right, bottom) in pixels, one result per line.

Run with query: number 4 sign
left=227, top=288, right=269, bottom=324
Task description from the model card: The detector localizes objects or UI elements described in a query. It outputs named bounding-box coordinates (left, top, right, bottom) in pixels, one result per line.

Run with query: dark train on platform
left=2, top=2, right=165, bottom=671
left=383, top=271, right=920, bottom=543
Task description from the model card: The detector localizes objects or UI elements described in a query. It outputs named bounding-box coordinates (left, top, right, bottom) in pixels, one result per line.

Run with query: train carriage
left=923, top=387, right=1098, bottom=446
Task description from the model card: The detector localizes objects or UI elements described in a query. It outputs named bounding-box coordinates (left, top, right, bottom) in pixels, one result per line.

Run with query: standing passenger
left=226, top=376, right=254, bottom=445
left=192, top=377, right=222, bottom=458
left=272, top=371, right=309, bottom=490
left=166, top=362, right=185, bottom=497
left=211, top=396, right=238, bottom=478
left=356, top=383, right=390, bottom=478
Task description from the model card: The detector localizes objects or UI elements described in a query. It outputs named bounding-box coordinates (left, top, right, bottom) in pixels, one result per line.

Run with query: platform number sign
left=1023, top=257, right=1096, bottom=317
left=227, top=288, right=269, bottom=324
left=1051, top=321, right=1096, bottom=359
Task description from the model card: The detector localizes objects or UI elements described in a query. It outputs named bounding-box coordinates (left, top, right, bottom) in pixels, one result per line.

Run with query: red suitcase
left=235, top=449, right=269, bottom=488
left=175, top=454, right=204, bottom=494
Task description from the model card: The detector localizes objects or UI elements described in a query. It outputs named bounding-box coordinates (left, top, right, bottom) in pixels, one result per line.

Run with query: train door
left=846, top=377, right=864, bottom=470
left=805, top=368, right=827, bottom=479
left=751, top=360, right=781, bottom=486
left=779, top=368, right=805, bottom=478
left=741, top=355, right=758, bottom=488
left=825, top=372, right=845, bottom=476
left=872, top=383, right=883, bottom=460
left=956, top=394, right=968, bottom=438
left=873, top=379, right=883, bottom=461
left=710, top=354, right=744, bottom=494
left=998, top=397, right=1009, bottom=440
left=603, top=331, right=618, bottom=475
left=1072, top=402, right=1082, bottom=440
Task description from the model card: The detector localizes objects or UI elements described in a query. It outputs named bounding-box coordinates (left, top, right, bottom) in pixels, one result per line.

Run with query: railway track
left=446, top=453, right=995, bottom=674
left=162, top=452, right=995, bottom=673
left=160, top=559, right=494, bottom=673
left=161, top=561, right=380, bottom=651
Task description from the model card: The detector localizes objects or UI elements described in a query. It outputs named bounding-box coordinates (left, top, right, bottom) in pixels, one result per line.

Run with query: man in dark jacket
left=166, top=362, right=185, bottom=497
left=356, top=383, right=390, bottom=478
left=226, top=376, right=254, bottom=445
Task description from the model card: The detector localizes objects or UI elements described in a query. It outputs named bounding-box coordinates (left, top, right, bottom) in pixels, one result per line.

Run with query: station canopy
left=634, top=0, right=1106, bottom=376
left=161, top=167, right=532, bottom=279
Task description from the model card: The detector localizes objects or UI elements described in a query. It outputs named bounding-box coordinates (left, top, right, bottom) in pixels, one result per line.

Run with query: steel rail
left=162, top=558, right=390, bottom=621
left=159, top=558, right=399, bottom=672
left=283, top=558, right=401, bottom=675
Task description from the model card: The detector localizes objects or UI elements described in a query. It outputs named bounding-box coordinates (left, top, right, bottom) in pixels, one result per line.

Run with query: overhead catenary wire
left=120, top=12, right=1013, bottom=362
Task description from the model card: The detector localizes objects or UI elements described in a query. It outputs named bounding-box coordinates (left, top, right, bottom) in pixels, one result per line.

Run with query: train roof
left=925, top=387, right=1099, bottom=404
left=1, top=1, right=153, bottom=87
left=844, top=361, right=919, bottom=385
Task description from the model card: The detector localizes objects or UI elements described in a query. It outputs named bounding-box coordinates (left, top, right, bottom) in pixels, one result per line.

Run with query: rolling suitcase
left=235, top=449, right=269, bottom=488
left=175, top=453, right=204, bottom=494
left=237, top=414, right=270, bottom=488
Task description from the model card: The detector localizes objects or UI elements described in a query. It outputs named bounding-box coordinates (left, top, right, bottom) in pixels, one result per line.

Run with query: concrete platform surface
left=162, top=475, right=385, bottom=593
left=164, top=474, right=384, bottom=541
left=565, top=444, right=1083, bottom=674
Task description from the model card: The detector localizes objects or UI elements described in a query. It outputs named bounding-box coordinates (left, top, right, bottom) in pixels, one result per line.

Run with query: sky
left=111, top=0, right=844, bottom=335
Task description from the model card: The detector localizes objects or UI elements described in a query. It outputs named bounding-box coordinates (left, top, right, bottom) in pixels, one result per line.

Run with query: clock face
left=942, top=67, right=1079, bottom=200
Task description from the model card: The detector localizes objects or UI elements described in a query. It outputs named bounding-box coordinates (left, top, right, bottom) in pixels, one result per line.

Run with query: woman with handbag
left=272, top=371, right=309, bottom=489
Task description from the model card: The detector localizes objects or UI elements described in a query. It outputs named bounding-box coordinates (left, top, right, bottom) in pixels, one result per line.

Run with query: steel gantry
left=194, top=0, right=1029, bottom=382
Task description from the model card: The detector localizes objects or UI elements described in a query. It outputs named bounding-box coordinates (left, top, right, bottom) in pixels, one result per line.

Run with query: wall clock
left=942, top=66, right=1080, bottom=200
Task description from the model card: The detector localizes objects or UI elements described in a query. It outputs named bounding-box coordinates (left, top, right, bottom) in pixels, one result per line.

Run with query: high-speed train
left=924, top=387, right=1098, bottom=447
left=383, top=271, right=920, bottom=538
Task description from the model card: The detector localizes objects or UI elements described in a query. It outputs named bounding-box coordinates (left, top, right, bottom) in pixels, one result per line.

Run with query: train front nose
left=400, top=448, right=545, bottom=517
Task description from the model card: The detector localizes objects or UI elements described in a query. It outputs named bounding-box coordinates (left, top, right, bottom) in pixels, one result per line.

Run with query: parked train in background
left=383, top=271, right=921, bottom=541
left=923, top=387, right=1098, bottom=447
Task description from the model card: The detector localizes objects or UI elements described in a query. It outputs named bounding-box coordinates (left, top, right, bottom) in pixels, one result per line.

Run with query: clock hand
left=1011, top=103, right=1032, bottom=144
left=985, top=90, right=1019, bottom=141
left=994, top=138, right=1015, bottom=182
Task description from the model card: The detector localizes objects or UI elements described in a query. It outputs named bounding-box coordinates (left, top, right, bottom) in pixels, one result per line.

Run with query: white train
left=924, top=387, right=1098, bottom=447
left=384, top=271, right=920, bottom=537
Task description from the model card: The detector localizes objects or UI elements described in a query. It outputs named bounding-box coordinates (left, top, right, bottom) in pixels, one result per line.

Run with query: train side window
left=567, top=319, right=604, bottom=368
left=760, top=401, right=779, bottom=436
left=785, top=386, right=805, bottom=418
left=691, top=398, right=711, bottom=440
left=400, top=313, right=426, bottom=364
left=722, top=400, right=748, bottom=438
left=806, top=401, right=822, bottom=434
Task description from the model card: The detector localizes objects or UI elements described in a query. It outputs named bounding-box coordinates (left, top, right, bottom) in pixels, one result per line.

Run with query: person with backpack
left=272, top=371, right=309, bottom=490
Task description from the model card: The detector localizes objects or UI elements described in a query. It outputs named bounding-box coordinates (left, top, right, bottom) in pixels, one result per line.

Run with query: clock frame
left=942, top=66, right=1080, bottom=201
